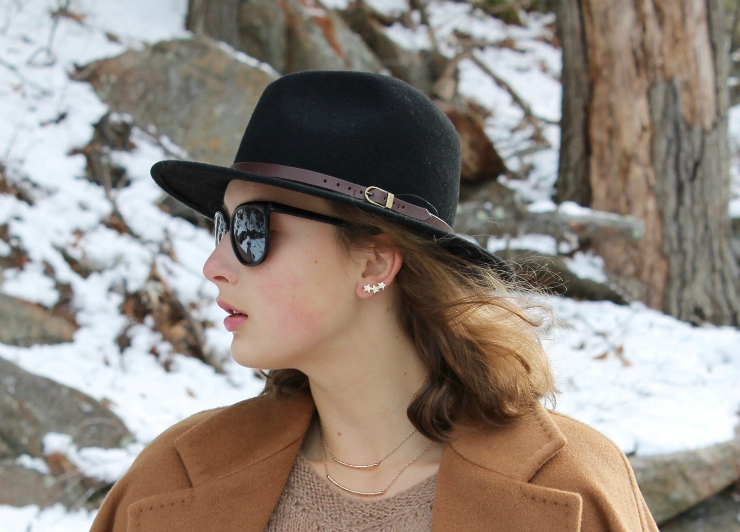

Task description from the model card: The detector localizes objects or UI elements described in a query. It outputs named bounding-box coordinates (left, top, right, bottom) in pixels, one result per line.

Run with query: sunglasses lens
left=214, top=211, right=228, bottom=247
left=233, top=205, right=267, bottom=264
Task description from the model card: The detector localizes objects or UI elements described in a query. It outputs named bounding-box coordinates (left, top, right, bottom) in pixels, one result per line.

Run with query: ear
left=355, top=234, right=403, bottom=299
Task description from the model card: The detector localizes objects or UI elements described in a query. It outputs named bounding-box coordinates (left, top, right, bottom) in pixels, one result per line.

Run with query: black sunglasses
left=214, top=201, right=360, bottom=266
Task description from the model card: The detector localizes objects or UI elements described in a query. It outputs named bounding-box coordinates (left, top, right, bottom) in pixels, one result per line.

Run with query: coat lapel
left=127, top=391, right=583, bottom=532
left=432, top=403, right=583, bottom=531
left=126, top=392, right=316, bottom=532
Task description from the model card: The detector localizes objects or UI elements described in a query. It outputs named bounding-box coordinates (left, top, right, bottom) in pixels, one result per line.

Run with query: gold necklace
left=323, top=385, right=424, bottom=469
left=319, top=419, right=433, bottom=497
left=324, top=425, right=416, bottom=468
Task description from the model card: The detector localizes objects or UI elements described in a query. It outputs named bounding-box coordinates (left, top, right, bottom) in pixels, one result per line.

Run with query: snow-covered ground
left=0, top=0, right=738, bottom=530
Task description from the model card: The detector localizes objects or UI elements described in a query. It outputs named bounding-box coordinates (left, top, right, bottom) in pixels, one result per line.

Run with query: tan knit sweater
left=264, top=449, right=437, bottom=531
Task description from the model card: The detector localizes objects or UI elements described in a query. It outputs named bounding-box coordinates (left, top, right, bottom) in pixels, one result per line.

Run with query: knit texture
left=264, top=449, right=437, bottom=531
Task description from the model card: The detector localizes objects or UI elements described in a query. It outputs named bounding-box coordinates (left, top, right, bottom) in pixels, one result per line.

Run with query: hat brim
left=151, top=160, right=514, bottom=280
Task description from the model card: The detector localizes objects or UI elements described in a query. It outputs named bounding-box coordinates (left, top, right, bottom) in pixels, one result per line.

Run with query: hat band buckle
left=229, top=161, right=453, bottom=233
left=364, top=186, right=394, bottom=210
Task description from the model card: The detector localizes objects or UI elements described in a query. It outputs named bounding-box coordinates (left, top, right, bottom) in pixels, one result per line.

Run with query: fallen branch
left=454, top=198, right=644, bottom=243
left=493, top=248, right=628, bottom=305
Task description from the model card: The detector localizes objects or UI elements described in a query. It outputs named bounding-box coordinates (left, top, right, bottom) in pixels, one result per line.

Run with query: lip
left=224, top=314, right=248, bottom=332
left=217, top=298, right=248, bottom=333
left=216, top=298, right=247, bottom=317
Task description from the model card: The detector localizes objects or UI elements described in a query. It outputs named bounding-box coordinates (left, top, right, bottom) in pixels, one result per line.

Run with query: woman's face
left=203, top=180, right=363, bottom=371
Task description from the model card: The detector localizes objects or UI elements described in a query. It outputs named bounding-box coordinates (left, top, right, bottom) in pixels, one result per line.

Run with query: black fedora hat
left=151, top=70, right=513, bottom=279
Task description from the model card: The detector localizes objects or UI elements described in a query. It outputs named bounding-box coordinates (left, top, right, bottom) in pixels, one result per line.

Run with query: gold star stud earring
left=363, top=282, right=386, bottom=295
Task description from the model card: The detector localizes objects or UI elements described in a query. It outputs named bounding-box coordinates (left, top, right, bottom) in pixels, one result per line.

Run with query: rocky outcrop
left=659, top=483, right=740, bottom=531
left=339, top=1, right=438, bottom=93
left=0, top=358, right=132, bottom=509
left=235, top=0, right=384, bottom=75
left=0, top=293, right=77, bottom=347
left=628, top=431, right=740, bottom=524
left=74, top=35, right=278, bottom=166
left=0, top=459, right=97, bottom=509
left=0, top=357, right=132, bottom=457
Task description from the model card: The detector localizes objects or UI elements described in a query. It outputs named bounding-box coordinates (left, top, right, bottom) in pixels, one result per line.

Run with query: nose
left=203, top=237, right=238, bottom=284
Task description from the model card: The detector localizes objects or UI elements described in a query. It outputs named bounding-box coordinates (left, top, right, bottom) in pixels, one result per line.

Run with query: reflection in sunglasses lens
left=233, top=206, right=266, bottom=263
left=214, top=211, right=227, bottom=246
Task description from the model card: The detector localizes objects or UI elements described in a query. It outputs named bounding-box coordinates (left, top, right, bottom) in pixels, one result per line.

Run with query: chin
left=230, top=346, right=299, bottom=372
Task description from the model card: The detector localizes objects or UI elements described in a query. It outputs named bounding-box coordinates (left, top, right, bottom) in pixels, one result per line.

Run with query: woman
left=90, top=71, right=659, bottom=531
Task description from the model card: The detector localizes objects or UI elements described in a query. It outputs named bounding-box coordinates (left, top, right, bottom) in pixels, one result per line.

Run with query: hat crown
left=234, top=71, right=462, bottom=227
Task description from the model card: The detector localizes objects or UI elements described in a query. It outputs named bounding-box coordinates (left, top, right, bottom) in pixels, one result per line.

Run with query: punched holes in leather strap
left=230, top=162, right=452, bottom=233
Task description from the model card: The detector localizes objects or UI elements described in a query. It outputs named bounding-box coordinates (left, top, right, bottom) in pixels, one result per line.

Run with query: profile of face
left=203, top=180, right=384, bottom=372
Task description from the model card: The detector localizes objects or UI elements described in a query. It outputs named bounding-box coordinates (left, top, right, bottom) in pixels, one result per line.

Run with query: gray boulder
left=0, top=293, right=77, bottom=347
left=236, top=0, right=384, bottom=74
left=659, top=483, right=740, bottom=531
left=0, top=357, right=132, bottom=458
left=74, top=35, right=278, bottom=166
left=340, top=1, right=437, bottom=94
left=629, top=431, right=740, bottom=524
left=0, top=459, right=98, bottom=510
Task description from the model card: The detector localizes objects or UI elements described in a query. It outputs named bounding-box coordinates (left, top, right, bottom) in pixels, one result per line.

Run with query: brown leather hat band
left=230, top=162, right=453, bottom=233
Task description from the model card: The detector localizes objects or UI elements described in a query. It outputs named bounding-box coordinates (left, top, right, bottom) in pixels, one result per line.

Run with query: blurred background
left=0, top=0, right=739, bottom=529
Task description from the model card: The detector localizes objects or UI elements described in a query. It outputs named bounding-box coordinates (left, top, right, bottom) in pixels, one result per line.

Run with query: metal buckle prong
left=364, top=186, right=395, bottom=210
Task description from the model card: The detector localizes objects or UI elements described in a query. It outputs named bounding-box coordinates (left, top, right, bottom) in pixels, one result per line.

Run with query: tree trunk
left=185, top=0, right=239, bottom=48
left=554, top=0, right=591, bottom=206
left=557, top=0, right=740, bottom=325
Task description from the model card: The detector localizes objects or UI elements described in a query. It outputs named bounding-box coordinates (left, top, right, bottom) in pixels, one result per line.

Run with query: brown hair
left=258, top=202, right=560, bottom=442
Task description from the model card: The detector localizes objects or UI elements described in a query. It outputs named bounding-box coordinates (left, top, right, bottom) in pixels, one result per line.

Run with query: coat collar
left=129, top=391, right=583, bottom=531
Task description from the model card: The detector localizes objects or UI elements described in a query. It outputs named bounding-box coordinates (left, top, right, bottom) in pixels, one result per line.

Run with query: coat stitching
left=448, top=443, right=574, bottom=509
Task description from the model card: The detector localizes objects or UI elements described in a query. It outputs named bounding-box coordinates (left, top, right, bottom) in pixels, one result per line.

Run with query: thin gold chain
left=324, top=425, right=416, bottom=468
left=323, top=383, right=425, bottom=469
left=320, top=419, right=433, bottom=497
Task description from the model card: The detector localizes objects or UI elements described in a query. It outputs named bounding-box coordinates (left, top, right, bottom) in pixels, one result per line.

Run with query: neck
left=295, top=304, right=437, bottom=469
left=306, top=347, right=428, bottom=464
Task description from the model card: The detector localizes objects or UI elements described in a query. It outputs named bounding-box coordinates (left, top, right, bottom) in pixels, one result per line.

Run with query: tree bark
left=185, top=0, right=239, bottom=48
left=557, top=0, right=740, bottom=325
left=554, top=0, right=591, bottom=206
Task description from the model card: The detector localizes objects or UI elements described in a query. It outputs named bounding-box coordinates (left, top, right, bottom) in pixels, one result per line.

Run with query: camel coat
left=90, top=390, right=659, bottom=531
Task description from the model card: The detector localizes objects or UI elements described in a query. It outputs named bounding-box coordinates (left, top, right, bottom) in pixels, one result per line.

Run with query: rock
left=73, top=35, right=278, bottom=166
left=435, top=99, right=508, bottom=183
left=236, top=0, right=287, bottom=72
left=0, top=293, right=77, bottom=347
left=0, top=459, right=98, bottom=510
left=340, top=2, right=437, bottom=93
left=236, top=0, right=384, bottom=74
left=0, top=357, right=132, bottom=458
left=628, top=433, right=740, bottom=524
left=659, top=483, right=740, bottom=532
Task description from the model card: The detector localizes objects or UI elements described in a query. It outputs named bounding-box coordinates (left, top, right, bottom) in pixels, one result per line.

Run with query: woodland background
left=0, top=0, right=739, bottom=530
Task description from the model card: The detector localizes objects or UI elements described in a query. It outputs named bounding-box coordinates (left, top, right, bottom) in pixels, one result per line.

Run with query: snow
left=1, top=260, right=59, bottom=306
left=0, top=0, right=739, bottom=530
left=43, top=432, right=145, bottom=483
left=544, top=297, right=740, bottom=456
left=562, top=251, right=608, bottom=283
left=488, top=233, right=558, bottom=255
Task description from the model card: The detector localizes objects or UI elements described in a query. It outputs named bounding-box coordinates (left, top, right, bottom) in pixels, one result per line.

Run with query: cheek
left=263, top=267, right=323, bottom=333
left=258, top=239, right=344, bottom=339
